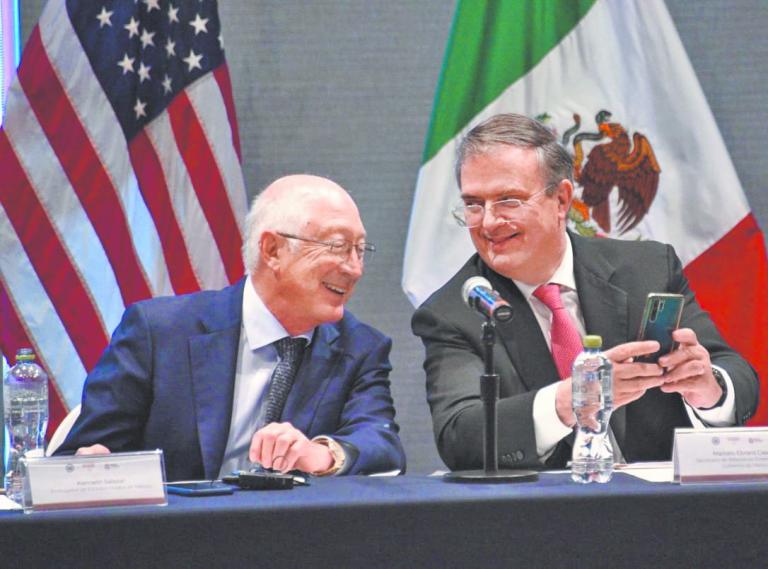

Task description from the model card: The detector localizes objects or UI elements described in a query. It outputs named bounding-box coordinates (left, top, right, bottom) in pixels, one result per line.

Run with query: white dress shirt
left=218, top=279, right=313, bottom=478
left=517, top=239, right=736, bottom=463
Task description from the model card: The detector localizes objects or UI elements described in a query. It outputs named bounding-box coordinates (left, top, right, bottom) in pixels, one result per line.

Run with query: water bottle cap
left=15, top=348, right=35, bottom=362
left=583, top=335, right=602, bottom=349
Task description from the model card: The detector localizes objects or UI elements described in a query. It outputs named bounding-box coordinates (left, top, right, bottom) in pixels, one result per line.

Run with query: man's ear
left=555, top=179, right=574, bottom=219
left=259, top=232, right=283, bottom=272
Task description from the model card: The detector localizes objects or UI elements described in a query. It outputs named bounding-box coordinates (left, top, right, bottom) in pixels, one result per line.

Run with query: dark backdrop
left=20, top=0, right=768, bottom=474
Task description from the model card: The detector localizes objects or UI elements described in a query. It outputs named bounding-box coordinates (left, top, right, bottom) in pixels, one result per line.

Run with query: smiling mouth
left=487, top=230, right=521, bottom=247
left=323, top=282, right=348, bottom=295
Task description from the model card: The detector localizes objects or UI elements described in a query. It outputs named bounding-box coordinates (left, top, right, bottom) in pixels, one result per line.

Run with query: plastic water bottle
left=571, top=335, right=614, bottom=483
left=3, top=348, right=49, bottom=503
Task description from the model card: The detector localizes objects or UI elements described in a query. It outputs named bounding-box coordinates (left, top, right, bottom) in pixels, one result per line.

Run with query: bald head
left=241, top=175, right=361, bottom=273
left=261, top=174, right=356, bottom=211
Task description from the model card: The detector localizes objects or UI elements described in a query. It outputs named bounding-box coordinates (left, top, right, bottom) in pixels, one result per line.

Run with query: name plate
left=20, top=450, right=167, bottom=512
left=672, top=427, right=768, bottom=484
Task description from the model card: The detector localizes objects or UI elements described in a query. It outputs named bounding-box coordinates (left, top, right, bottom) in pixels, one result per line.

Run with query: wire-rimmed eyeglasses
left=451, top=184, right=556, bottom=228
left=278, top=232, right=375, bottom=263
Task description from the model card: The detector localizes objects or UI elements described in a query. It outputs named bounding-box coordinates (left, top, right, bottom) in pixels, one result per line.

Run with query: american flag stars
left=143, top=0, right=161, bottom=13
left=189, top=13, right=209, bottom=35
left=165, top=38, right=176, bottom=57
left=133, top=97, right=147, bottom=118
left=183, top=50, right=203, bottom=72
left=168, top=4, right=180, bottom=24
left=124, top=17, right=140, bottom=38
left=96, top=7, right=114, bottom=28
left=137, top=61, right=152, bottom=82
left=0, top=0, right=245, bottom=427
left=139, top=28, right=156, bottom=48
left=117, top=53, right=135, bottom=74
left=82, top=0, right=225, bottom=138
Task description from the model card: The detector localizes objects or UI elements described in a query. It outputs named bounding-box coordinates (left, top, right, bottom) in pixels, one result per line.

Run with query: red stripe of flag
left=129, top=130, right=202, bottom=295
left=18, top=28, right=152, bottom=306
left=684, top=213, right=768, bottom=424
left=0, top=276, right=68, bottom=436
left=0, top=131, right=109, bottom=373
left=168, top=91, right=244, bottom=283
left=213, top=64, right=242, bottom=163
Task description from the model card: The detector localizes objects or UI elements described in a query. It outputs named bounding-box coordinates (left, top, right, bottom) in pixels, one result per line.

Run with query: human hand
left=75, top=444, right=111, bottom=456
left=555, top=378, right=576, bottom=428
left=249, top=422, right=334, bottom=474
left=555, top=340, right=666, bottom=426
left=603, top=340, right=667, bottom=409
left=657, top=328, right=722, bottom=409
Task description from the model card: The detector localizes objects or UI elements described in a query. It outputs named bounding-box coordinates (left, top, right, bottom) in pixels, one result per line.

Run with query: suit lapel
left=571, top=236, right=629, bottom=351
left=189, top=280, right=244, bottom=479
left=570, top=234, right=630, bottom=452
left=485, top=267, right=559, bottom=392
left=281, top=323, right=342, bottom=433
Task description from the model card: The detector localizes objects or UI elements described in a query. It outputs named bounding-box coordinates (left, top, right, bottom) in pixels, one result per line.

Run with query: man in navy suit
left=412, top=114, right=758, bottom=471
left=58, top=175, right=405, bottom=481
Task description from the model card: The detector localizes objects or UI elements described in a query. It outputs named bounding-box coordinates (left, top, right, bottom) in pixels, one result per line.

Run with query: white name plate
left=673, top=427, right=768, bottom=484
left=21, top=450, right=167, bottom=512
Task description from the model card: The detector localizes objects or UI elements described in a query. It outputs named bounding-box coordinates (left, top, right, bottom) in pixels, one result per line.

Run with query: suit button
left=515, top=450, right=524, bottom=461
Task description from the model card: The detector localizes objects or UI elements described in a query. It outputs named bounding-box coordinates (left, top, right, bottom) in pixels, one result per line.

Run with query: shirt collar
left=242, top=277, right=314, bottom=351
left=512, top=235, right=576, bottom=301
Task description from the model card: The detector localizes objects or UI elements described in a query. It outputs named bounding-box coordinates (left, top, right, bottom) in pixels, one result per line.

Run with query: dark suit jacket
left=412, top=233, right=758, bottom=470
left=57, top=279, right=406, bottom=480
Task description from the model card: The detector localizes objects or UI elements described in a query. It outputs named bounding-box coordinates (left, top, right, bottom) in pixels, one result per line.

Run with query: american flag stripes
left=0, top=0, right=247, bottom=433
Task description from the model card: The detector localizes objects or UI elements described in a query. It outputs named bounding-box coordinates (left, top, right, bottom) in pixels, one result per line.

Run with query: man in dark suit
left=58, top=175, right=405, bottom=481
left=412, top=113, right=758, bottom=471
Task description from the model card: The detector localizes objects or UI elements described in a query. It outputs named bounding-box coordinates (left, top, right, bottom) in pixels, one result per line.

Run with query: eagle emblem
left=558, top=110, right=661, bottom=235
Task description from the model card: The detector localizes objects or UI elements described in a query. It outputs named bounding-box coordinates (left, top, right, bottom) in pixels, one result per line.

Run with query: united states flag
left=0, top=0, right=247, bottom=434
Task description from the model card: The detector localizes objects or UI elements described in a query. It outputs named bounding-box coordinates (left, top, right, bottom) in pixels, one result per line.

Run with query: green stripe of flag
left=423, top=0, right=597, bottom=163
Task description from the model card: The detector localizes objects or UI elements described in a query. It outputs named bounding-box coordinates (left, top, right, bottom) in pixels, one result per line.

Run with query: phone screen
left=166, top=481, right=235, bottom=496
left=636, top=293, right=684, bottom=363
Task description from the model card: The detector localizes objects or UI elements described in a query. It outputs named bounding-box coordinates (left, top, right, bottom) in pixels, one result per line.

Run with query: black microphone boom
left=461, top=277, right=513, bottom=322
left=445, top=276, right=537, bottom=484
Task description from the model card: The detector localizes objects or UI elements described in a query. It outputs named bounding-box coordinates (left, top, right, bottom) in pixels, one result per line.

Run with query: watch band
left=700, top=367, right=728, bottom=410
left=311, top=436, right=346, bottom=476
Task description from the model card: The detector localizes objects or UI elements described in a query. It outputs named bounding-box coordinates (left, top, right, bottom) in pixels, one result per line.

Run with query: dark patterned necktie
left=264, top=337, right=307, bottom=424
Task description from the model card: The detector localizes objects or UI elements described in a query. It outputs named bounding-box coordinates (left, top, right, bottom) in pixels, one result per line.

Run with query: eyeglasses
left=451, top=184, right=556, bottom=228
left=277, top=232, right=375, bottom=263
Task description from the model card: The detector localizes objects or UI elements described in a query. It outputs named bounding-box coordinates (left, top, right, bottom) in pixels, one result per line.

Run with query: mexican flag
left=403, top=0, right=768, bottom=423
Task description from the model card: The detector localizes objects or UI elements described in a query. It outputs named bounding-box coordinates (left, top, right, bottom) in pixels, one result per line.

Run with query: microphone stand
left=445, top=317, right=538, bottom=483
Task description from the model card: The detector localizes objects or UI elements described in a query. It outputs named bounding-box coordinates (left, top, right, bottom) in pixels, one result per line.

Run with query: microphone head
left=461, top=276, right=492, bottom=307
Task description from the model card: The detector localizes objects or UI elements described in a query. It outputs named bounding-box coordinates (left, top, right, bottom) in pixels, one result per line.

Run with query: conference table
left=1, top=471, right=766, bottom=568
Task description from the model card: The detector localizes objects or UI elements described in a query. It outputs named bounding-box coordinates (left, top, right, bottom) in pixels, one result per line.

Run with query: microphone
left=461, top=277, right=513, bottom=322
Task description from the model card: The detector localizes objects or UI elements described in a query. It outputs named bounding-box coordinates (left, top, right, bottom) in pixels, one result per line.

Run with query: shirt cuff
left=685, top=365, right=736, bottom=427
left=533, top=382, right=574, bottom=462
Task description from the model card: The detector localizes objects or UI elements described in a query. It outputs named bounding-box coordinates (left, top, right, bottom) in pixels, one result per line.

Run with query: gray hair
left=241, top=188, right=306, bottom=274
left=455, top=113, right=573, bottom=191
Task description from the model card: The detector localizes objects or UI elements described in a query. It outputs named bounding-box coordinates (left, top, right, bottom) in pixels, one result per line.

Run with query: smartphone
left=166, top=481, right=235, bottom=496
left=635, top=293, right=684, bottom=363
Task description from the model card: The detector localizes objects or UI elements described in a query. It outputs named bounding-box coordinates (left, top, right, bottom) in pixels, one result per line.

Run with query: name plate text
left=673, top=427, right=768, bottom=484
left=21, top=450, right=167, bottom=512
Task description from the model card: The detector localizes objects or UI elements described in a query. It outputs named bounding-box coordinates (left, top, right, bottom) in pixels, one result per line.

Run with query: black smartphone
left=636, top=293, right=684, bottom=363
left=166, top=481, right=235, bottom=496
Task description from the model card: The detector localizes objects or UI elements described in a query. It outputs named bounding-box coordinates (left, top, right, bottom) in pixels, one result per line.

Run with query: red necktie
left=534, top=283, right=583, bottom=380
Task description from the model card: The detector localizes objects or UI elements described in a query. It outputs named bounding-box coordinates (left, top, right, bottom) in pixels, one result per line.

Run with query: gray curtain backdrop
left=21, top=1, right=768, bottom=474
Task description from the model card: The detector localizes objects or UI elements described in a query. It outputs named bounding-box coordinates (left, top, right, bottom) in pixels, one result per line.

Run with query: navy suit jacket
left=57, top=279, right=405, bottom=481
left=413, top=233, right=759, bottom=471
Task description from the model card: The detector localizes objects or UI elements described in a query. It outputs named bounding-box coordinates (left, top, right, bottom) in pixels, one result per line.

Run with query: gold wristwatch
left=311, top=436, right=346, bottom=476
